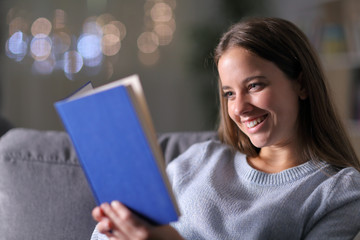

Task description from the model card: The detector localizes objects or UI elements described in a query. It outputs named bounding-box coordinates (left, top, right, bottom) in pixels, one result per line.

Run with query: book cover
left=54, top=75, right=179, bottom=225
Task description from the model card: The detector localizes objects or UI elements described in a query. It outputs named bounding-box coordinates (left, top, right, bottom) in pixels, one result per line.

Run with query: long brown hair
left=214, top=17, right=360, bottom=171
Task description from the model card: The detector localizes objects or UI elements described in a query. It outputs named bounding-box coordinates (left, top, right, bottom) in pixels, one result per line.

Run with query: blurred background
left=0, top=0, right=359, bottom=155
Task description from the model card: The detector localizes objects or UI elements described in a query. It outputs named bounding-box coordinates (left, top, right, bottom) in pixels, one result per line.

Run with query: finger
left=96, top=218, right=112, bottom=233
left=92, top=206, right=106, bottom=222
left=110, top=201, right=150, bottom=238
left=97, top=217, right=129, bottom=240
left=101, top=201, right=149, bottom=239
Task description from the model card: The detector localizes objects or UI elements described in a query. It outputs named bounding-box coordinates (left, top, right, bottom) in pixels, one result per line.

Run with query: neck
left=247, top=144, right=306, bottom=173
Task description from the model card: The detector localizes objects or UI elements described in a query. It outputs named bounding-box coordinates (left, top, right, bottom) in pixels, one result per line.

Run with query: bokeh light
left=7, top=31, right=27, bottom=55
left=151, top=3, right=173, bottom=23
left=102, top=34, right=121, bottom=56
left=30, top=34, right=52, bottom=61
left=53, top=9, right=66, bottom=30
left=102, top=23, right=120, bottom=37
left=77, top=34, right=102, bottom=60
left=6, top=31, right=28, bottom=62
left=154, top=23, right=173, bottom=45
left=138, top=0, right=176, bottom=64
left=31, top=17, right=52, bottom=36
left=63, top=50, right=83, bottom=74
left=83, top=53, right=103, bottom=68
left=96, top=13, right=115, bottom=26
left=110, top=21, right=127, bottom=40
left=137, top=32, right=159, bottom=53
left=5, top=2, right=175, bottom=75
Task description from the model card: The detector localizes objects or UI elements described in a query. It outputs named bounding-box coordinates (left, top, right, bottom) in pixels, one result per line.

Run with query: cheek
left=255, top=91, right=273, bottom=109
left=227, top=102, right=237, bottom=121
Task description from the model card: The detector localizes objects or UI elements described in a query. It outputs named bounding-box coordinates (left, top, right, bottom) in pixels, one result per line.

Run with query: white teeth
left=246, top=116, right=265, bottom=128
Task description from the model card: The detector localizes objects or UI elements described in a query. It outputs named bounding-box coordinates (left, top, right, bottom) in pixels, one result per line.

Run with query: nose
left=232, top=93, right=252, bottom=116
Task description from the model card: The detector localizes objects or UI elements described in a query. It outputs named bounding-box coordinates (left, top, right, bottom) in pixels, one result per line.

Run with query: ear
left=295, top=72, right=308, bottom=100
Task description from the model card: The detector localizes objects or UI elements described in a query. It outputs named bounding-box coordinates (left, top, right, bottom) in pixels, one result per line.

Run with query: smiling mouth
left=246, top=115, right=267, bottom=128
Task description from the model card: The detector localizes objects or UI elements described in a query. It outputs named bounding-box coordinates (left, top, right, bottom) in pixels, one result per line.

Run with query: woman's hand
left=92, top=201, right=184, bottom=240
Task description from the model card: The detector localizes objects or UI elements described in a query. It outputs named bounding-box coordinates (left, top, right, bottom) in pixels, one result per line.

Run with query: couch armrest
left=0, top=128, right=96, bottom=240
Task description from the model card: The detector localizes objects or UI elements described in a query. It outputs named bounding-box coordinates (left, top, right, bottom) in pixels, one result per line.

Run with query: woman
left=91, top=17, right=360, bottom=239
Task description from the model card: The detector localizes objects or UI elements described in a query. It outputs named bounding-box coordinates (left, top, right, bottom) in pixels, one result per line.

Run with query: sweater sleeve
left=304, top=169, right=360, bottom=240
left=90, top=226, right=109, bottom=240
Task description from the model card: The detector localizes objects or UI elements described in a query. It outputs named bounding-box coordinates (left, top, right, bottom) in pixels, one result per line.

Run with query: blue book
left=54, top=75, right=179, bottom=225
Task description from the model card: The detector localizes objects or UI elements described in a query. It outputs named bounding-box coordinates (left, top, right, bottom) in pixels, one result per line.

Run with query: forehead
left=218, top=47, right=294, bottom=88
left=219, top=47, right=273, bottom=72
left=218, top=48, right=273, bottom=80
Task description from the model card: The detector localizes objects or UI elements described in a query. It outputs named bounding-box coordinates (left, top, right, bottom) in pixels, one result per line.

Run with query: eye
left=248, top=82, right=264, bottom=91
left=222, top=91, right=234, bottom=99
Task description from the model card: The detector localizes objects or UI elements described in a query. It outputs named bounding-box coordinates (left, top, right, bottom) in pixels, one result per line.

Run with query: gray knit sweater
left=91, top=140, right=360, bottom=240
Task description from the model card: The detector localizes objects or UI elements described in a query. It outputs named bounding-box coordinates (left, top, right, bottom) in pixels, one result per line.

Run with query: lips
left=245, top=115, right=267, bottom=129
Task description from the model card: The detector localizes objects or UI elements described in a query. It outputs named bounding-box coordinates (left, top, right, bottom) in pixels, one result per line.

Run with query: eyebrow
left=221, top=75, right=267, bottom=90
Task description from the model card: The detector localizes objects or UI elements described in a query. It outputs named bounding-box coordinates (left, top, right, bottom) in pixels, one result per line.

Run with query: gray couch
left=0, top=128, right=216, bottom=240
left=1, top=128, right=359, bottom=240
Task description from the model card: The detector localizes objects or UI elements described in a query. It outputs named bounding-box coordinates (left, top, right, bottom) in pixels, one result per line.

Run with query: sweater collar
left=235, top=153, right=328, bottom=185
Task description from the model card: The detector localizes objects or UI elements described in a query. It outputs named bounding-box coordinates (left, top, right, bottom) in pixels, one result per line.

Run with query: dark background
left=1, top=0, right=357, bottom=139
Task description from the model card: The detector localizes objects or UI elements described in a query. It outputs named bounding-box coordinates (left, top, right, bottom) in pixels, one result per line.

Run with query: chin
left=251, top=143, right=265, bottom=149
left=249, top=138, right=268, bottom=149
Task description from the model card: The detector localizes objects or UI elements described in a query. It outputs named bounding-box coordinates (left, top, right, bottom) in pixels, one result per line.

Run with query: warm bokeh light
left=151, top=3, right=173, bottom=23
left=137, top=31, right=159, bottom=53
left=31, top=17, right=52, bottom=36
left=110, top=21, right=127, bottom=40
left=53, top=9, right=66, bottom=30
left=96, top=13, right=115, bottom=27
left=166, top=18, right=176, bottom=32
left=102, top=23, right=120, bottom=37
left=139, top=0, right=176, bottom=64
left=102, top=34, right=121, bottom=56
left=154, top=23, right=173, bottom=45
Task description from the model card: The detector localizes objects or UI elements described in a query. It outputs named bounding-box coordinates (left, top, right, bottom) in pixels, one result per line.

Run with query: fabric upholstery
left=0, top=128, right=217, bottom=240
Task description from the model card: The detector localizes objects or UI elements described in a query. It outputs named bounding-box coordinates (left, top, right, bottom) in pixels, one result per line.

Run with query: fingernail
left=111, top=200, right=120, bottom=208
left=101, top=203, right=110, bottom=210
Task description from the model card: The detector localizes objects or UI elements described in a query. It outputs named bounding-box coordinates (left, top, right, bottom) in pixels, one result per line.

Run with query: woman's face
left=218, top=47, right=302, bottom=149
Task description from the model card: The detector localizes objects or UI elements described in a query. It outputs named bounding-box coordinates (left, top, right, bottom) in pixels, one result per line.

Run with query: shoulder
left=166, top=140, right=239, bottom=182
left=311, top=165, right=360, bottom=214
left=326, top=167, right=360, bottom=200
left=304, top=166, right=360, bottom=238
